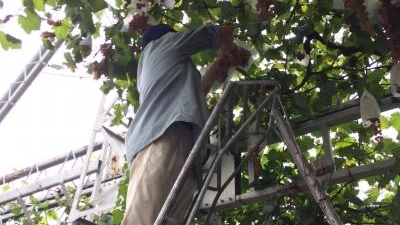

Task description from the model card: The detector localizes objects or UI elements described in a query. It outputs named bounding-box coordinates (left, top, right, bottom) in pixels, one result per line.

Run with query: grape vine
left=344, top=0, right=375, bottom=35
left=379, top=0, right=400, bottom=62
left=368, top=118, right=384, bottom=147
left=128, top=13, right=150, bottom=35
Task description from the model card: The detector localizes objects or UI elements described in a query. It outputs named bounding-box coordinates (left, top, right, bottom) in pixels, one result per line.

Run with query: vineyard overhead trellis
left=1, top=0, right=400, bottom=224
left=0, top=50, right=399, bottom=224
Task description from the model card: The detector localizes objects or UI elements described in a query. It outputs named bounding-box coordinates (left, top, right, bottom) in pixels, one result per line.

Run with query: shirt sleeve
left=171, top=25, right=221, bottom=56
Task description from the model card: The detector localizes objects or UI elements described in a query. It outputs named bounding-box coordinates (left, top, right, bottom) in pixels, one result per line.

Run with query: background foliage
left=1, top=0, right=400, bottom=224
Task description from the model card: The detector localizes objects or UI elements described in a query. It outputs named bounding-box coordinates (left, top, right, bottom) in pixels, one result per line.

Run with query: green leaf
left=47, top=209, right=59, bottom=220
left=2, top=184, right=11, bottom=192
left=11, top=207, right=22, bottom=215
left=298, top=135, right=314, bottom=151
left=18, top=9, right=41, bottom=33
left=218, top=1, right=238, bottom=21
left=87, top=0, right=107, bottom=12
left=367, top=187, right=380, bottom=203
left=390, top=112, right=400, bottom=132
left=46, top=0, right=59, bottom=7
left=38, top=200, right=49, bottom=208
left=29, top=196, right=39, bottom=205
left=53, top=19, right=71, bottom=39
left=0, top=32, right=22, bottom=50
left=64, top=52, right=76, bottom=71
left=33, top=0, right=45, bottom=11
left=380, top=116, right=390, bottom=129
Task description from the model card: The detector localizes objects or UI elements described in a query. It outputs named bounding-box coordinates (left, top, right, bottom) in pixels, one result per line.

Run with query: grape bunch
left=88, top=59, right=109, bottom=80
left=228, top=45, right=252, bottom=68
left=368, top=118, right=384, bottom=147
left=100, top=43, right=113, bottom=58
left=47, top=19, right=61, bottom=26
left=80, top=45, right=92, bottom=58
left=379, top=0, right=400, bottom=62
left=256, top=0, right=275, bottom=22
left=40, top=31, right=55, bottom=39
left=87, top=44, right=114, bottom=80
left=128, top=13, right=149, bottom=35
left=344, top=0, right=374, bottom=36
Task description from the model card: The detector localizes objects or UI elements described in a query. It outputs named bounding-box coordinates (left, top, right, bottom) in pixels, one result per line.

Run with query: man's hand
left=201, top=46, right=251, bottom=93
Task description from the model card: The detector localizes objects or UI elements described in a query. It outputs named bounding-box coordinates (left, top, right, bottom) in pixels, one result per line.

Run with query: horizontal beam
left=293, top=95, right=399, bottom=135
left=211, top=158, right=397, bottom=211
left=0, top=142, right=103, bottom=185
left=0, top=162, right=100, bottom=205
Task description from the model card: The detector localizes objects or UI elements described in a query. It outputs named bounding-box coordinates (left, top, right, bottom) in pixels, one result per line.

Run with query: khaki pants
left=122, top=122, right=196, bottom=225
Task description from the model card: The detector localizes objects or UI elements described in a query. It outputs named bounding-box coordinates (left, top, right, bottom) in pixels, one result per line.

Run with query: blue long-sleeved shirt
left=125, top=25, right=221, bottom=163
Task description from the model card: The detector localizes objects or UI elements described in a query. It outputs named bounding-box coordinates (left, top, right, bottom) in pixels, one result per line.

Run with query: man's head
left=141, top=24, right=176, bottom=49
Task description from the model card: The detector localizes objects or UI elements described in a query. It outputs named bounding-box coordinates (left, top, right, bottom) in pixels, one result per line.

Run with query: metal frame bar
left=0, top=162, right=99, bottom=205
left=0, top=40, right=63, bottom=123
left=0, top=143, right=103, bottom=185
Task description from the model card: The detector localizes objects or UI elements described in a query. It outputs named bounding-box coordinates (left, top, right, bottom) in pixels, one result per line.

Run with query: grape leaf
left=53, top=19, right=71, bottom=39
left=0, top=32, right=21, bottom=50
left=47, top=209, right=59, bottom=220
left=18, top=9, right=41, bottom=34
left=33, top=0, right=45, bottom=11
left=390, top=112, right=400, bottom=131
left=46, top=0, right=59, bottom=7
left=87, top=0, right=107, bottom=12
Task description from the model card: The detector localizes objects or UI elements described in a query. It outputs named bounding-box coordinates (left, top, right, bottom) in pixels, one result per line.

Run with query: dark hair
left=141, top=24, right=176, bottom=49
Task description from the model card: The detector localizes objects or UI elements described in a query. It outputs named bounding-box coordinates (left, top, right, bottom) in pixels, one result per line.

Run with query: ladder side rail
left=153, top=81, right=237, bottom=225
left=86, top=140, right=110, bottom=222
left=68, top=94, right=107, bottom=221
left=272, top=103, right=343, bottom=225
left=185, top=85, right=280, bottom=225
left=68, top=93, right=119, bottom=222
left=0, top=40, right=63, bottom=123
left=201, top=83, right=277, bottom=221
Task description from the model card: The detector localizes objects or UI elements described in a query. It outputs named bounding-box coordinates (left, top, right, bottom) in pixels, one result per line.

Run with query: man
left=122, top=23, right=248, bottom=225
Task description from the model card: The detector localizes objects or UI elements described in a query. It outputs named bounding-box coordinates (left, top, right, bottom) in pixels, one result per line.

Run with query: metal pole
left=0, top=40, right=63, bottom=123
